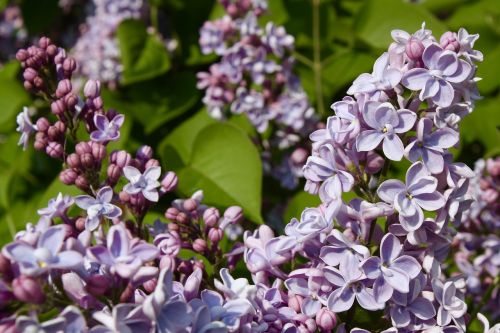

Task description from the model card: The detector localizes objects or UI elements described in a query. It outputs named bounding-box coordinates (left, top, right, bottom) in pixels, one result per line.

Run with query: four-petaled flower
left=75, top=186, right=122, bottom=231
left=123, top=166, right=162, bottom=202
left=37, top=192, right=74, bottom=219
left=90, top=113, right=124, bottom=142
left=431, top=279, right=467, bottom=330
left=356, top=101, right=416, bottom=161
left=16, top=107, right=37, bottom=150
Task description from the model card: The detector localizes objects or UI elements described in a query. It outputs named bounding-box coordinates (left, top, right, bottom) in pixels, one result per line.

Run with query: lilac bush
left=1, top=21, right=497, bottom=332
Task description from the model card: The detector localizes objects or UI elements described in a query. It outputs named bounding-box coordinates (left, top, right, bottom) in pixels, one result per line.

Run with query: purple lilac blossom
left=16, top=106, right=37, bottom=150
left=123, top=165, right=162, bottom=202
left=75, top=186, right=122, bottom=231
left=90, top=113, right=124, bottom=142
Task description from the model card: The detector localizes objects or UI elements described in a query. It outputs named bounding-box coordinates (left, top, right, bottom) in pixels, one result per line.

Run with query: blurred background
left=0, top=0, right=498, bottom=244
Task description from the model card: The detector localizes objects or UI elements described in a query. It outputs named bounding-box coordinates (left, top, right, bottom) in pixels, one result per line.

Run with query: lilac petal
left=97, top=187, right=113, bottom=203
left=408, top=176, right=437, bottom=196
left=392, top=255, right=421, bottom=279
left=75, top=195, right=97, bottom=210
left=399, top=208, right=424, bottom=231
left=422, top=43, right=443, bottom=69
left=372, top=53, right=389, bottom=78
left=374, top=103, right=399, bottom=127
left=447, top=59, right=472, bottom=83
left=423, top=149, right=445, bottom=174
left=115, top=257, right=142, bottom=279
left=144, top=166, right=161, bottom=181
left=380, top=233, right=402, bottom=264
left=94, top=114, right=109, bottom=132
left=143, top=189, right=159, bottom=202
left=111, top=114, right=125, bottom=127
left=390, top=306, right=411, bottom=328
left=123, top=166, right=141, bottom=182
left=437, top=307, right=452, bottom=326
left=327, top=286, right=355, bottom=313
left=3, top=242, right=36, bottom=264
left=385, top=69, right=402, bottom=87
left=413, top=192, right=445, bottom=211
left=107, top=225, right=129, bottom=258
left=38, top=226, right=65, bottom=256
left=90, top=131, right=108, bottom=142
left=417, top=118, right=432, bottom=141
left=401, top=68, right=430, bottom=90
left=360, top=257, right=381, bottom=279
left=427, top=128, right=458, bottom=149
left=373, top=276, right=393, bottom=303
left=420, top=78, right=440, bottom=100
left=123, top=183, right=141, bottom=195
left=382, top=135, right=404, bottom=161
left=394, top=110, right=416, bottom=133
left=87, top=246, right=114, bottom=265
left=356, top=287, right=384, bottom=310
left=382, top=266, right=409, bottom=293
left=323, top=266, right=346, bottom=286
left=404, top=140, right=421, bottom=162
left=432, top=80, right=454, bottom=107
left=52, top=251, right=83, bottom=269
left=285, top=278, right=309, bottom=296
left=104, top=204, right=122, bottom=219
left=337, top=170, right=355, bottom=192
left=437, top=51, right=458, bottom=75
left=130, top=243, right=159, bottom=261
left=341, top=253, right=363, bottom=282
left=320, top=246, right=344, bottom=267
left=362, top=101, right=383, bottom=129
left=377, top=179, right=405, bottom=203
left=408, top=297, right=436, bottom=320
left=301, top=297, right=322, bottom=317
left=356, top=130, right=383, bottom=152
left=85, top=216, right=101, bottom=231
left=405, top=161, right=428, bottom=187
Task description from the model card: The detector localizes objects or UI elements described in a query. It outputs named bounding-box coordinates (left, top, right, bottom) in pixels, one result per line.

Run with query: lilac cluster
left=0, top=4, right=27, bottom=62
left=240, top=25, right=491, bottom=331
left=453, top=157, right=500, bottom=321
left=198, top=0, right=316, bottom=189
left=72, top=0, right=145, bottom=86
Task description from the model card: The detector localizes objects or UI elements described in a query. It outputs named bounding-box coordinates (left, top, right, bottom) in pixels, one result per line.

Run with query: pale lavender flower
left=390, top=278, right=436, bottom=328
left=87, top=223, right=159, bottom=279
left=441, top=153, right=474, bottom=188
left=294, top=206, right=333, bottom=243
left=215, top=268, right=257, bottom=301
left=434, top=103, right=470, bottom=129
left=285, top=268, right=330, bottom=317
left=190, top=303, right=227, bottom=333
left=360, top=233, right=421, bottom=302
left=37, top=192, right=74, bottom=219
left=91, top=304, right=152, bottom=333
left=262, top=22, right=294, bottom=57
left=90, top=113, right=124, bottom=142
left=16, top=107, right=37, bottom=150
left=401, top=43, right=472, bottom=107
left=199, top=16, right=233, bottom=55
left=377, top=161, right=445, bottom=231
left=16, top=315, right=66, bottom=333
left=356, top=101, right=416, bottom=161
left=325, top=255, right=383, bottom=312
left=123, top=165, right=162, bottom=202
left=405, top=118, right=459, bottom=174
left=60, top=306, right=88, bottom=333
left=347, top=53, right=402, bottom=95
left=320, top=229, right=370, bottom=267
left=3, top=225, right=83, bottom=276
left=391, top=23, right=434, bottom=55
left=75, top=186, right=122, bottom=231
left=431, top=279, right=467, bottom=330
left=456, top=28, right=483, bottom=62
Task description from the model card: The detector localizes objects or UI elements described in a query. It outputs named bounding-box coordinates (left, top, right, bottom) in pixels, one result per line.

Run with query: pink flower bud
left=316, top=308, right=337, bottom=331
left=203, top=207, right=220, bottom=227
left=193, top=239, right=207, bottom=254
left=154, top=231, right=181, bottom=257
left=64, top=93, right=78, bottom=109
left=62, top=57, right=76, bottom=73
left=46, top=142, right=63, bottom=158
left=75, top=175, right=89, bottom=190
left=51, top=99, right=66, bottom=115
left=35, top=117, right=50, bottom=132
left=440, top=31, right=460, bottom=52
left=177, top=260, right=193, bottom=275
left=86, top=275, right=110, bottom=295
left=91, top=142, right=106, bottom=161
left=143, top=278, right=157, bottom=293
left=486, top=157, right=500, bottom=177
left=84, top=80, right=101, bottom=99
left=60, top=168, right=78, bottom=185
left=482, top=188, right=498, bottom=204
left=176, top=212, right=189, bottom=225
left=208, top=227, right=223, bottom=244
left=66, top=153, right=80, bottom=168
left=145, top=158, right=160, bottom=169
left=119, top=191, right=130, bottom=202
left=16, top=49, right=29, bottom=62
left=80, top=153, right=94, bottom=168
left=114, top=150, right=131, bottom=168
left=107, top=164, right=121, bottom=184
left=0, top=253, right=12, bottom=280
left=223, top=206, right=243, bottom=224
left=291, top=147, right=308, bottom=165
left=75, top=141, right=92, bottom=155
left=12, top=276, right=45, bottom=304
left=38, top=36, right=51, bottom=49
left=192, top=259, right=205, bottom=272
left=161, top=171, right=178, bottom=192
left=46, top=45, right=57, bottom=57
left=165, top=207, right=179, bottom=220
left=405, top=37, right=425, bottom=61
left=136, top=145, right=153, bottom=161
left=288, top=292, right=303, bottom=313
left=75, top=217, right=86, bottom=231
left=23, top=68, right=37, bottom=81
left=183, top=198, right=198, bottom=212
left=56, top=79, right=72, bottom=98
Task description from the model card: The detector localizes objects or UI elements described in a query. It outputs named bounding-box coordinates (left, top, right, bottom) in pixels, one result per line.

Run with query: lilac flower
left=377, top=162, right=445, bottom=231
left=190, top=303, right=227, bottom=333
left=434, top=103, right=470, bottom=129
left=37, top=192, right=74, bottom=219
left=123, top=165, right=162, bottom=202
left=360, top=233, right=421, bottom=302
left=90, top=113, right=124, bottom=142
left=347, top=53, right=402, bottom=95
left=431, top=279, right=467, bottom=330
left=16, top=315, right=66, bottom=333
left=75, top=186, right=122, bottom=231
left=405, top=118, right=459, bottom=174
left=356, top=101, right=416, bottom=161
left=262, top=22, right=294, bottom=57
left=16, top=106, right=37, bottom=150
left=401, top=43, right=472, bottom=107
left=60, top=306, right=88, bottom=333
left=87, top=223, right=159, bottom=279
left=455, top=28, right=483, bottom=62
left=215, top=268, right=257, bottom=300
left=390, top=278, right=436, bottom=328
left=391, top=23, right=434, bottom=55
left=285, top=268, right=330, bottom=316
left=3, top=225, right=83, bottom=276
left=293, top=206, right=333, bottom=243
left=199, top=17, right=233, bottom=55
left=324, top=255, right=384, bottom=312
left=320, top=229, right=370, bottom=267
left=91, top=304, right=152, bottom=333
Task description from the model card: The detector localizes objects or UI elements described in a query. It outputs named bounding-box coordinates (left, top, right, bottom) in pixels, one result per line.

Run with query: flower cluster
left=240, top=25, right=491, bottom=332
left=72, top=0, right=145, bottom=86
left=197, top=0, right=316, bottom=189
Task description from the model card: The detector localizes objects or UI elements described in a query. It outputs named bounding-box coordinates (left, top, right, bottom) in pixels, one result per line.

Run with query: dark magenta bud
left=161, top=171, right=178, bottom=192
left=35, top=117, right=50, bottom=132
left=46, top=142, right=63, bottom=158
left=137, top=145, right=153, bottom=161
left=56, top=79, right=72, bottom=98
left=12, top=276, right=45, bottom=304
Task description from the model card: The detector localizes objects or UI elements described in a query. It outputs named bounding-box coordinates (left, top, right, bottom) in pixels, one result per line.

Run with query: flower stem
left=312, top=0, right=325, bottom=116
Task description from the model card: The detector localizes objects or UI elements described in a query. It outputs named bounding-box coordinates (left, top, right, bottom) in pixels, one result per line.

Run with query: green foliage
left=283, top=191, right=321, bottom=223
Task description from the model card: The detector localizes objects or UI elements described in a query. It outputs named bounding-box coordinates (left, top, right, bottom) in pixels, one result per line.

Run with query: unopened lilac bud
left=291, top=147, right=308, bottom=165
left=12, top=276, right=45, bottom=304
left=203, top=207, right=220, bottom=227
left=107, top=164, right=121, bottom=184
left=35, top=117, right=50, bottom=132
left=176, top=212, right=189, bottom=224
left=316, top=308, right=337, bottom=331
left=114, top=150, right=131, bottom=168
left=38, top=37, right=51, bottom=49
left=75, top=142, right=91, bottom=155
left=51, top=99, right=66, bottom=115
left=62, top=57, right=77, bottom=73
left=34, top=136, right=48, bottom=151
left=23, top=68, right=37, bottom=81
left=80, top=153, right=94, bottom=168
left=177, top=260, right=193, bottom=275
left=93, top=97, right=104, bottom=109
left=46, top=44, right=57, bottom=57
left=33, top=76, right=44, bottom=88
left=75, top=217, right=86, bottom=231
left=23, top=80, right=34, bottom=91
left=192, top=260, right=205, bottom=272
left=440, top=31, right=460, bottom=52
left=159, top=255, right=176, bottom=271
left=129, top=193, right=145, bottom=207
left=143, top=278, right=157, bottom=293
left=56, top=79, right=72, bottom=98
left=208, top=227, right=223, bottom=244
left=84, top=80, right=101, bottom=99
left=405, top=37, right=425, bottom=61
left=91, top=143, right=106, bottom=161
left=193, top=239, right=207, bottom=254
left=224, top=206, right=243, bottom=224
left=54, top=120, right=66, bottom=133
left=119, top=191, right=130, bottom=202
left=0, top=253, right=12, bottom=279
left=288, top=292, right=303, bottom=313
left=60, top=168, right=78, bottom=185
left=486, top=158, right=500, bottom=177
left=75, top=175, right=89, bottom=190
left=482, top=188, right=498, bottom=204
left=161, top=171, right=178, bottom=192
left=47, top=126, right=62, bottom=141
left=64, top=93, right=78, bottom=109
left=154, top=231, right=181, bottom=257
left=167, top=223, right=179, bottom=232
left=86, top=275, right=110, bottom=295
left=304, top=318, right=317, bottom=332
left=46, top=142, right=63, bottom=158
left=137, top=145, right=153, bottom=161
left=183, top=199, right=198, bottom=212
left=165, top=207, right=179, bottom=220
left=66, top=153, right=80, bottom=168
left=16, top=49, right=29, bottom=62
left=145, top=158, right=160, bottom=169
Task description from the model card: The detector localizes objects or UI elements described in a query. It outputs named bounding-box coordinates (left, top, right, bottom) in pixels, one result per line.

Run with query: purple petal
left=90, top=131, right=108, bottom=142
left=356, top=287, right=384, bottom=310
left=426, top=127, right=458, bottom=149
left=373, top=103, right=399, bottom=127
left=401, top=68, right=430, bottom=90
left=360, top=257, right=381, bottom=279
left=38, top=226, right=65, bottom=256
left=301, top=297, right=322, bottom=317
left=394, top=110, right=416, bottom=133
left=130, top=243, right=159, bottom=262
left=437, top=306, right=452, bottom=326
left=413, top=191, right=445, bottom=211
left=408, top=176, right=437, bottom=196
left=85, top=216, right=100, bottom=231
left=422, top=149, right=445, bottom=174
left=422, top=43, right=443, bottom=69
left=447, top=59, right=472, bottom=83
left=392, top=255, right=421, bottom=279
left=142, top=189, right=159, bottom=202
left=285, top=278, right=309, bottom=296
left=408, top=297, right=436, bottom=320
left=405, top=161, right=428, bottom=187
left=437, top=51, right=458, bottom=75
left=87, top=246, right=114, bottom=265
left=432, top=79, right=454, bottom=107
left=323, top=266, right=346, bottom=286
left=380, top=233, right=402, bottom=264
left=320, top=246, right=344, bottom=267
left=341, top=253, right=363, bottom=282
left=52, top=251, right=83, bottom=269
left=144, top=166, right=162, bottom=181
left=123, top=166, right=141, bottom=182
left=420, top=78, right=439, bottom=100
left=373, top=276, right=393, bottom=303
left=372, top=53, right=389, bottom=78
left=395, top=192, right=417, bottom=217
left=3, top=242, right=35, bottom=264
left=382, top=266, right=409, bottom=293
left=399, top=205, right=424, bottom=231
left=382, top=135, right=404, bottom=161
left=75, top=195, right=97, bottom=210
left=377, top=179, right=405, bottom=203
left=103, top=204, right=122, bottom=219
left=356, top=130, right=384, bottom=152
left=390, top=306, right=411, bottom=328
left=327, top=286, right=355, bottom=313
left=362, top=101, right=383, bottom=129
left=115, top=257, right=142, bottom=279
left=111, top=114, right=125, bottom=127
left=93, top=114, right=109, bottom=132
left=97, top=186, right=113, bottom=203
left=107, top=224, right=130, bottom=258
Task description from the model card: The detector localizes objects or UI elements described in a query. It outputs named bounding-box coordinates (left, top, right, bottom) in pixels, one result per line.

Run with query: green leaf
left=283, top=191, right=321, bottom=223
left=0, top=76, right=31, bottom=128
left=354, top=0, right=447, bottom=50
left=478, top=45, right=500, bottom=94
left=175, top=123, right=263, bottom=224
left=117, top=19, right=171, bottom=85
left=0, top=61, right=21, bottom=80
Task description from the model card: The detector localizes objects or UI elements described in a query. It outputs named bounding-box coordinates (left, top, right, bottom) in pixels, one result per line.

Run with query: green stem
left=311, top=0, right=325, bottom=116
left=150, top=5, right=159, bottom=32
left=292, top=51, right=314, bottom=68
